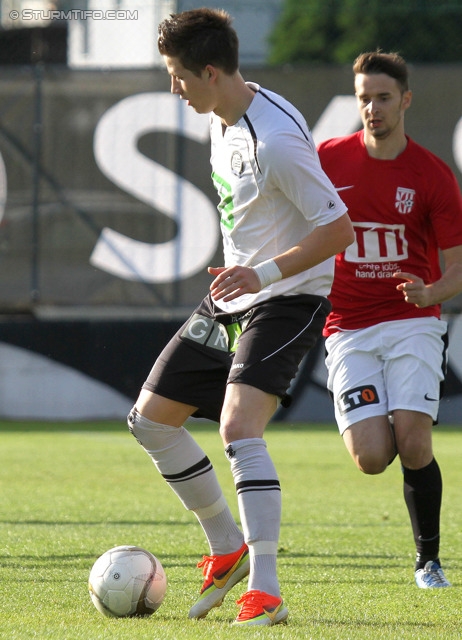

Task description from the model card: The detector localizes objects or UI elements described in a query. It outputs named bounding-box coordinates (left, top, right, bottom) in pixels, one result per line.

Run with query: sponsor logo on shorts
left=181, top=313, right=229, bottom=352
left=338, top=385, right=379, bottom=415
left=181, top=313, right=247, bottom=354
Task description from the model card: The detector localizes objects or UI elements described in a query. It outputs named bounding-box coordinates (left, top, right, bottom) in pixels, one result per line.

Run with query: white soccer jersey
left=210, top=82, right=347, bottom=314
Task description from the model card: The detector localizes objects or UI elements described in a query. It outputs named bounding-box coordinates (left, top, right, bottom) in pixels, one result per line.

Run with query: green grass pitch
left=0, top=420, right=461, bottom=639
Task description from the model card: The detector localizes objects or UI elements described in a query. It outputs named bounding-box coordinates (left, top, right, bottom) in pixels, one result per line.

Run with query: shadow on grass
left=0, top=532, right=406, bottom=565
left=0, top=517, right=406, bottom=532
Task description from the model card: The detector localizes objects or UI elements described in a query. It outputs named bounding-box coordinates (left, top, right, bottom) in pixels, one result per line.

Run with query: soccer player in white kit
left=318, top=51, right=462, bottom=589
left=127, top=8, right=353, bottom=626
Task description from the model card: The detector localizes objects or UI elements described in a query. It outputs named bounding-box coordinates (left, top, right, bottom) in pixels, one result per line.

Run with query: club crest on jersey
left=338, top=385, right=379, bottom=415
left=395, top=187, right=415, bottom=214
left=231, top=151, right=244, bottom=176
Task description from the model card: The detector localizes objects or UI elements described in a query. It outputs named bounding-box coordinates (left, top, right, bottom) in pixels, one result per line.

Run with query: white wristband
left=253, top=259, right=282, bottom=289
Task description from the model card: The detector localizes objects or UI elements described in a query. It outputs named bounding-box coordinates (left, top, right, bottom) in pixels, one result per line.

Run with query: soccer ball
left=88, top=545, right=167, bottom=617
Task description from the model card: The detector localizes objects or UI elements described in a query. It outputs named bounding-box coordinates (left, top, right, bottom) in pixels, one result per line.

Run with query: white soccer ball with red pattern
left=88, top=545, right=167, bottom=617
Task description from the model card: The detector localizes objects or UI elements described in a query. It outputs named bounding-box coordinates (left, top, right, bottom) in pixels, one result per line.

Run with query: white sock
left=193, top=496, right=244, bottom=556
left=226, top=438, right=281, bottom=596
left=128, top=409, right=243, bottom=556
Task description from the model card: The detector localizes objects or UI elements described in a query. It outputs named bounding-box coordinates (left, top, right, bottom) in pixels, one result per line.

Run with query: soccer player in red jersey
left=318, top=51, right=462, bottom=588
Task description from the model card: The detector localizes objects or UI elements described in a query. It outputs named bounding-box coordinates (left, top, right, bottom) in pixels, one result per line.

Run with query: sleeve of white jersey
left=265, top=128, right=348, bottom=225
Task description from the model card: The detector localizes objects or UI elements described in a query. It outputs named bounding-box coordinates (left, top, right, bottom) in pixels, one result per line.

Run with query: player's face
left=164, top=56, right=215, bottom=114
left=355, top=73, right=412, bottom=141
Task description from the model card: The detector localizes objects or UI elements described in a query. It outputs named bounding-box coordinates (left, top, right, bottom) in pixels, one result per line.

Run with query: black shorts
left=142, top=293, right=330, bottom=422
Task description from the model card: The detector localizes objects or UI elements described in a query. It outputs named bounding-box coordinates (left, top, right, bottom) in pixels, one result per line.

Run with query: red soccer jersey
left=318, top=131, right=462, bottom=336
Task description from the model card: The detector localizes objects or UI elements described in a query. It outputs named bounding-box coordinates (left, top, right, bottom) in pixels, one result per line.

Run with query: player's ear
left=204, top=64, right=218, bottom=82
left=402, top=90, right=412, bottom=111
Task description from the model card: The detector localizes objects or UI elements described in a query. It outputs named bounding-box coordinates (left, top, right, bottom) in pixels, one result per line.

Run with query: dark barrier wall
left=2, top=316, right=462, bottom=423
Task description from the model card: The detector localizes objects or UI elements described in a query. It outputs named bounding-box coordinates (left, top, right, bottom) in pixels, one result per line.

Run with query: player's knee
left=218, top=416, right=243, bottom=444
left=126, top=407, right=158, bottom=450
left=127, top=407, right=183, bottom=453
left=354, top=452, right=388, bottom=475
left=127, top=408, right=142, bottom=445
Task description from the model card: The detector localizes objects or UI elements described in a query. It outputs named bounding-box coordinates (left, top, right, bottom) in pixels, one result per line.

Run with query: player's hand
left=208, top=265, right=261, bottom=302
left=393, top=271, right=432, bottom=308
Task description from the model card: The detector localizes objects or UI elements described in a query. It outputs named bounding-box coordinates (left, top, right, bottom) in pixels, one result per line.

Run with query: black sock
left=402, top=458, right=442, bottom=571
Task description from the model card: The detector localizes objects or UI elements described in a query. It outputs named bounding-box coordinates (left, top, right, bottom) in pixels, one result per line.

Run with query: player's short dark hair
left=353, top=51, right=409, bottom=93
left=157, top=8, right=239, bottom=77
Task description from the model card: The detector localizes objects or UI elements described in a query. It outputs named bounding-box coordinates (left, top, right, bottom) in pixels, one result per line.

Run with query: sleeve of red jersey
left=429, top=162, right=462, bottom=250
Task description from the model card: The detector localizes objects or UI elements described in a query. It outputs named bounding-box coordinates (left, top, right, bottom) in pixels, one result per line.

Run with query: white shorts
left=325, top=318, right=448, bottom=434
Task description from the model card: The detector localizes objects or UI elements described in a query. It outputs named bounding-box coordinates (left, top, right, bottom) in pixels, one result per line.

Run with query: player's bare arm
left=394, top=244, right=462, bottom=308
left=209, top=212, right=353, bottom=302
left=275, top=212, right=354, bottom=278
